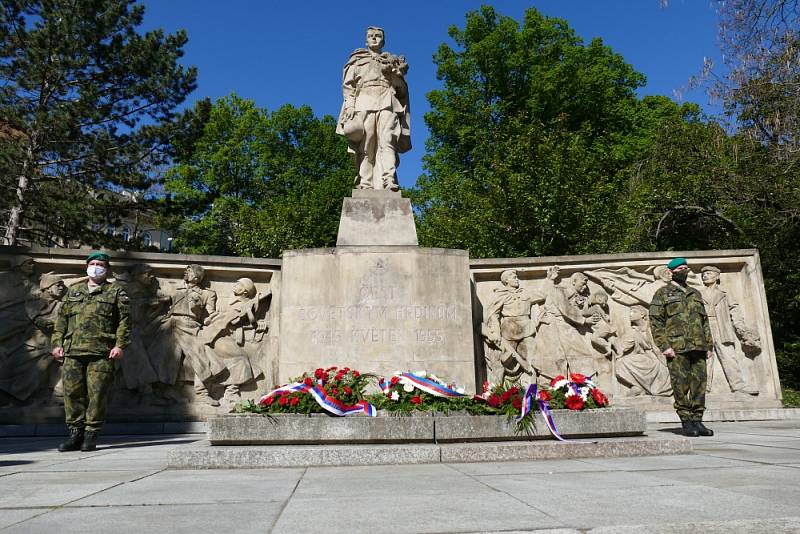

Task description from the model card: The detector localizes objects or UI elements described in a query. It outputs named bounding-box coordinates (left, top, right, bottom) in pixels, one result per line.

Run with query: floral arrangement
left=544, top=373, right=609, bottom=411
left=368, top=371, right=491, bottom=414
left=248, top=367, right=374, bottom=415
left=236, top=367, right=610, bottom=432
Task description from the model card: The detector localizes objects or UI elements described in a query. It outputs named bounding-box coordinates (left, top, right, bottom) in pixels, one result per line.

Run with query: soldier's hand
left=707, top=350, right=714, bottom=359
left=109, top=346, right=124, bottom=360
left=662, top=347, right=676, bottom=359
left=51, top=346, right=64, bottom=361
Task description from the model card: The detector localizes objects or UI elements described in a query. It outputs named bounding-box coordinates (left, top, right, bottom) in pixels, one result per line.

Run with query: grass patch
left=782, top=388, right=800, bottom=407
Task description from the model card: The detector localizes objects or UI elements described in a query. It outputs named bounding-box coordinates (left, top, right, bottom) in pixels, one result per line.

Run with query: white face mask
left=87, top=265, right=107, bottom=279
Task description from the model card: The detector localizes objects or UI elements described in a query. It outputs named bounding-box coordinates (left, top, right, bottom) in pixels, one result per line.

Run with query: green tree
left=164, top=94, right=352, bottom=257
left=412, top=6, right=684, bottom=258
left=0, top=0, right=196, bottom=247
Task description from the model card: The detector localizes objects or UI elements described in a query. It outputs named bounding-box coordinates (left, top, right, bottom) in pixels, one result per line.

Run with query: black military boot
left=80, top=431, right=98, bottom=451
left=695, top=421, right=714, bottom=437
left=681, top=421, right=699, bottom=437
left=58, top=428, right=84, bottom=452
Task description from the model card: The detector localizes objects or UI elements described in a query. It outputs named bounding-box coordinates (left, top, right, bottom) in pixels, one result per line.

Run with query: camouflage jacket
left=51, top=281, right=131, bottom=357
left=649, top=283, right=713, bottom=354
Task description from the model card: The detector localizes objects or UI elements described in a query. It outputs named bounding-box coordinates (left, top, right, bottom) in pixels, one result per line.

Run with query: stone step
left=167, top=434, right=692, bottom=469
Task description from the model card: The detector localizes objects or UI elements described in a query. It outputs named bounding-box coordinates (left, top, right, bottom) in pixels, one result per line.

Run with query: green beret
left=667, top=257, right=688, bottom=270
left=85, top=252, right=110, bottom=263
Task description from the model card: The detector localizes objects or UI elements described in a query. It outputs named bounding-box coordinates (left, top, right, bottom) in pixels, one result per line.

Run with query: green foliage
left=163, top=94, right=352, bottom=257
left=0, top=0, right=196, bottom=246
left=412, top=6, right=685, bottom=258
left=781, top=388, right=800, bottom=408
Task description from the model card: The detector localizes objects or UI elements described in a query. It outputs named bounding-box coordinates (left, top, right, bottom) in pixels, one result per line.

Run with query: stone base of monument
left=206, top=408, right=646, bottom=445
left=165, top=408, right=693, bottom=468
left=167, top=435, right=691, bottom=469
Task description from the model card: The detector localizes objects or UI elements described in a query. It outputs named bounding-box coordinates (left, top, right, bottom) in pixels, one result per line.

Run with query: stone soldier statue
left=160, top=264, right=224, bottom=406
left=700, top=265, right=759, bottom=396
left=482, top=269, right=544, bottom=382
left=649, top=257, right=714, bottom=437
left=50, top=252, right=130, bottom=451
left=336, top=26, right=411, bottom=191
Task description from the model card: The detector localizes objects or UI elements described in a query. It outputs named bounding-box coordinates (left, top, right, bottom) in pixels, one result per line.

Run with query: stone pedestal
left=278, top=246, right=477, bottom=391
left=336, top=189, right=418, bottom=246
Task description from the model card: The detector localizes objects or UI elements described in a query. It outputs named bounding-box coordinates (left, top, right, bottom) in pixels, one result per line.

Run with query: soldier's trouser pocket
left=63, top=356, right=116, bottom=432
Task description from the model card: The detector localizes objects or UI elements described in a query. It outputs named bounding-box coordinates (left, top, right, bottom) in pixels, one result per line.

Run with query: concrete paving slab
left=0, top=470, right=158, bottom=508
left=296, top=463, right=487, bottom=498
left=71, top=468, right=304, bottom=506
left=577, top=453, right=755, bottom=471
left=445, top=458, right=607, bottom=476
left=477, top=469, right=692, bottom=493
left=0, top=508, right=50, bottom=530
left=589, top=517, right=800, bottom=533
left=272, top=492, right=565, bottom=534
left=646, top=464, right=800, bottom=508
left=2, top=502, right=285, bottom=534
left=497, top=483, right=799, bottom=529
left=692, top=442, right=800, bottom=463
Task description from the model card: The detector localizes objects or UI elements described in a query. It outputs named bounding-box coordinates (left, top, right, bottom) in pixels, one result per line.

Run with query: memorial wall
left=0, top=245, right=782, bottom=425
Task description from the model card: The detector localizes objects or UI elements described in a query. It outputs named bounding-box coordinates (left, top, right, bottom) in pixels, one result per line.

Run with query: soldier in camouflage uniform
left=649, top=257, right=715, bottom=437
left=51, top=252, right=130, bottom=451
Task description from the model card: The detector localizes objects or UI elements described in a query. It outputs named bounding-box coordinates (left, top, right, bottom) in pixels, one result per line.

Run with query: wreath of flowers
left=545, top=373, right=609, bottom=410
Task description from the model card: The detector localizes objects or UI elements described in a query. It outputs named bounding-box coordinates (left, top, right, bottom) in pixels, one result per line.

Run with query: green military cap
left=85, top=252, right=110, bottom=263
left=666, top=257, right=687, bottom=270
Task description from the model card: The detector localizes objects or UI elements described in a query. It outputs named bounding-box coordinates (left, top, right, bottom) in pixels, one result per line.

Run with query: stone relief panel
left=472, top=252, right=780, bottom=408
left=0, top=250, right=278, bottom=414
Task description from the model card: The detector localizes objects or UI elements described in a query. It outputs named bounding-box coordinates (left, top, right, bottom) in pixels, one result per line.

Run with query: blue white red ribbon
left=516, top=384, right=565, bottom=441
left=383, top=373, right=465, bottom=398
left=258, top=382, right=376, bottom=417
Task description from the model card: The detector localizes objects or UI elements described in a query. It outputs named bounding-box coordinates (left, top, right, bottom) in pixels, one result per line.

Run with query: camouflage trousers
left=667, top=350, right=708, bottom=421
left=62, top=355, right=116, bottom=433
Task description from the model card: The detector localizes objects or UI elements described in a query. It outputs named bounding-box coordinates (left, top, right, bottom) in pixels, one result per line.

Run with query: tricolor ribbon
left=516, top=384, right=565, bottom=441
left=381, top=373, right=466, bottom=398
left=258, top=382, right=376, bottom=417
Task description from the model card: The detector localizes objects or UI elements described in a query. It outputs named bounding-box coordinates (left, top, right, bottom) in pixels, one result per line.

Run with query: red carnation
left=314, top=369, right=325, bottom=379
left=487, top=395, right=500, bottom=408
left=281, top=391, right=289, bottom=397
left=410, top=396, right=422, bottom=405
left=550, top=375, right=565, bottom=387
left=352, top=370, right=360, bottom=377
left=263, top=396, right=275, bottom=405
left=334, top=372, right=344, bottom=381
left=570, top=373, right=587, bottom=384
left=537, top=390, right=551, bottom=402
left=343, top=386, right=353, bottom=395
left=304, top=377, right=313, bottom=387
left=591, top=388, right=608, bottom=406
left=500, top=390, right=512, bottom=403
left=565, top=395, right=585, bottom=411
left=289, top=396, right=300, bottom=406
left=512, top=397, right=522, bottom=410
left=331, top=387, right=339, bottom=395
left=278, top=396, right=289, bottom=406
left=508, top=386, right=520, bottom=396
left=390, top=376, right=400, bottom=386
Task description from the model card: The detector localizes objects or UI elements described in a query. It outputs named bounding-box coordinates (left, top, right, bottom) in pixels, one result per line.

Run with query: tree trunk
left=3, top=144, right=34, bottom=247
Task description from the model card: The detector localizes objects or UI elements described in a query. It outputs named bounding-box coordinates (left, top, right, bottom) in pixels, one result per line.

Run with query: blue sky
left=141, top=1, right=722, bottom=189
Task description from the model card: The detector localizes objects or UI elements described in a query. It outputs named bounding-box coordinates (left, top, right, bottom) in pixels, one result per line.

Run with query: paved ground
left=1, top=420, right=799, bottom=533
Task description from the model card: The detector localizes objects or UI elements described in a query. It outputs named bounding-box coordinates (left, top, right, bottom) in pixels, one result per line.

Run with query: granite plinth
left=207, top=408, right=646, bottom=445
left=208, top=413, right=434, bottom=444
left=336, top=190, right=418, bottom=246
left=167, top=435, right=691, bottom=469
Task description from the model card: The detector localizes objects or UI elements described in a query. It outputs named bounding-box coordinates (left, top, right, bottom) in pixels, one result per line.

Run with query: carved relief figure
left=583, top=291, right=622, bottom=357
left=528, top=266, right=599, bottom=377
left=482, top=270, right=544, bottom=382
left=0, top=273, right=67, bottom=403
left=617, top=305, right=672, bottom=396
left=700, top=265, right=760, bottom=396
left=114, top=264, right=164, bottom=401
left=336, top=26, right=411, bottom=191
left=201, top=278, right=271, bottom=403
left=160, top=264, right=224, bottom=406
